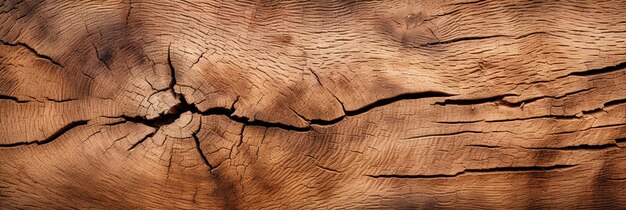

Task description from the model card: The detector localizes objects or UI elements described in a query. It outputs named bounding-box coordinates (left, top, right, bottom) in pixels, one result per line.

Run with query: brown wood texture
left=2, top=0, right=626, bottom=209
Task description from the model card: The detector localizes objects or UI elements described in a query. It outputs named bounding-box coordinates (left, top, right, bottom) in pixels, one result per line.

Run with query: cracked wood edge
left=2, top=0, right=626, bottom=209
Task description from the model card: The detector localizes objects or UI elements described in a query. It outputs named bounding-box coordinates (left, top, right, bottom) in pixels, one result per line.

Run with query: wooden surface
left=1, top=0, right=626, bottom=209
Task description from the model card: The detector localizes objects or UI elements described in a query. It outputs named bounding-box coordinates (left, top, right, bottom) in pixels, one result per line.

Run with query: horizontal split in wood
left=0, top=120, right=89, bottom=147
left=0, top=39, right=64, bottom=68
left=366, top=164, right=578, bottom=179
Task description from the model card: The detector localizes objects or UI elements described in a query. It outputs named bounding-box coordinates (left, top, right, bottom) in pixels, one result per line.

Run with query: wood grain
left=1, top=0, right=626, bottom=209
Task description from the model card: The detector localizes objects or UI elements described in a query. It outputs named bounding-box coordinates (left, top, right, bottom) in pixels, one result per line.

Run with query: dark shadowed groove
left=366, top=164, right=577, bottom=179
left=0, top=120, right=89, bottom=147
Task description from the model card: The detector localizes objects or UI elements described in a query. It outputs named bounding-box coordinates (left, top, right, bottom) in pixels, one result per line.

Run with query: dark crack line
left=447, top=0, right=486, bottom=6
left=435, top=93, right=518, bottom=106
left=125, top=0, right=133, bottom=26
left=0, top=120, right=89, bottom=147
left=144, top=48, right=453, bottom=132
left=404, top=130, right=484, bottom=140
left=564, top=60, right=626, bottom=78
left=307, top=91, right=454, bottom=127
left=366, top=164, right=577, bottom=179
left=505, top=87, right=594, bottom=107
left=0, top=40, right=64, bottom=68
left=424, top=35, right=507, bottom=46
left=167, top=44, right=177, bottom=93
left=432, top=60, right=626, bottom=111
left=92, top=43, right=112, bottom=71
left=316, top=164, right=341, bottom=174
left=0, top=94, right=30, bottom=103
left=523, top=143, right=619, bottom=151
left=193, top=132, right=216, bottom=175
left=45, top=97, right=78, bottom=103
left=421, top=32, right=551, bottom=48
left=309, top=67, right=347, bottom=113
left=466, top=144, right=500, bottom=148
left=485, top=114, right=580, bottom=123
left=183, top=91, right=454, bottom=132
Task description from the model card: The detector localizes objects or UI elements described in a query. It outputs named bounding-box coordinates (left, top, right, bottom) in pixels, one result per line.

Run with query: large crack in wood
left=565, top=60, right=626, bottom=78
left=0, top=94, right=30, bottom=103
left=435, top=93, right=518, bottom=106
left=0, top=39, right=64, bottom=68
left=0, top=120, right=89, bottom=147
left=365, top=164, right=577, bottom=179
left=523, top=143, right=620, bottom=151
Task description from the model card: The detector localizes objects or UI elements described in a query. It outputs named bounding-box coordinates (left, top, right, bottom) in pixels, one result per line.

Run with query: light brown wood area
left=2, top=0, right=626, bottom=209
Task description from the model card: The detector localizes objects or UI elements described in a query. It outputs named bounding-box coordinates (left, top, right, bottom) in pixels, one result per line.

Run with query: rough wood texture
left=1, top=0, right=626, bottom=209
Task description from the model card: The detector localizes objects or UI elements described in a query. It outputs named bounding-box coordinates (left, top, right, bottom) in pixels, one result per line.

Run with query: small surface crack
left=316, top=164, right=341, bottom=174
left=125, top=0, right=133, bottom=26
